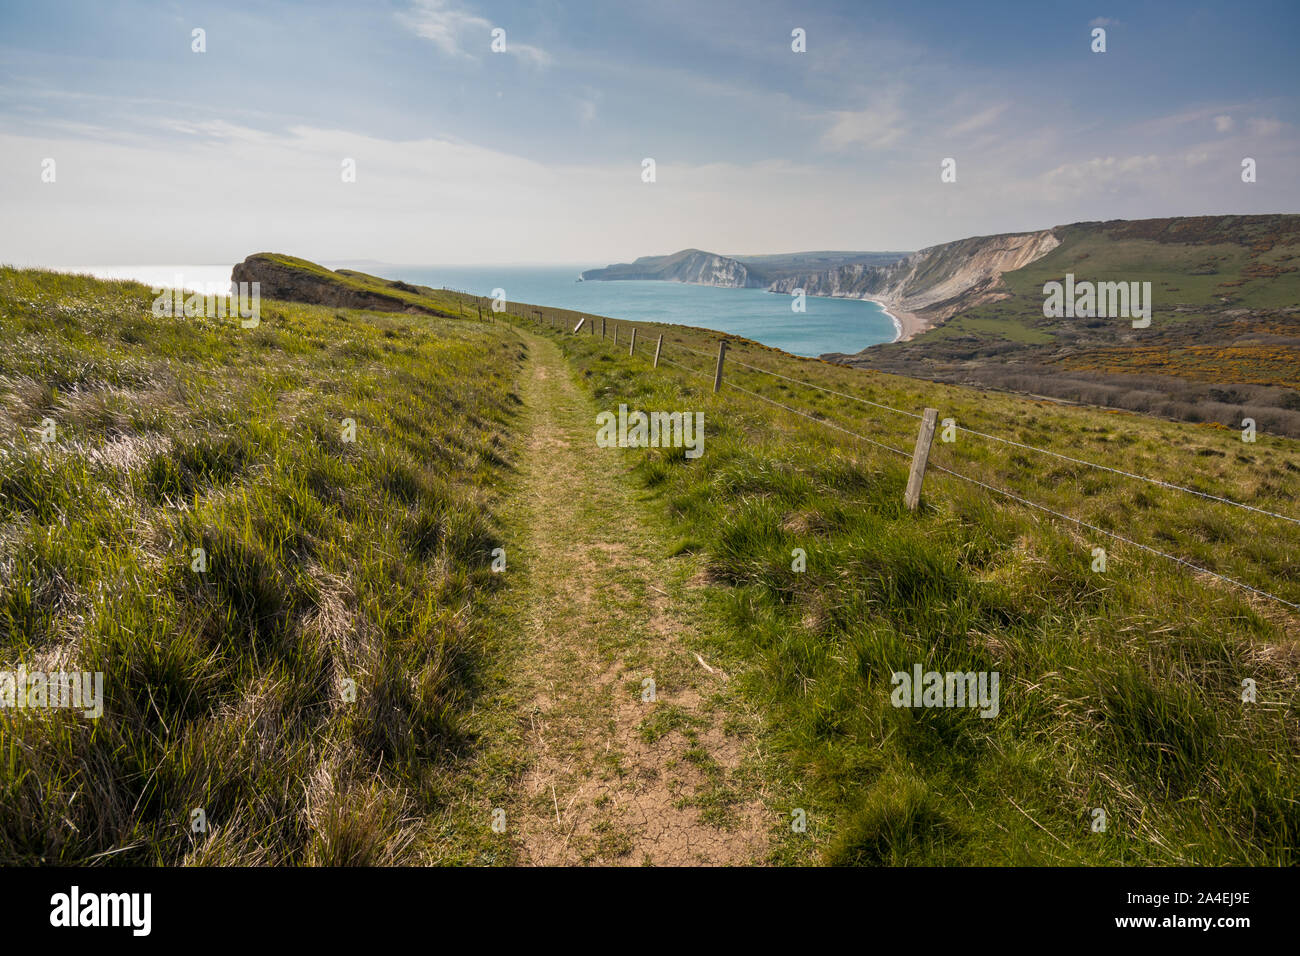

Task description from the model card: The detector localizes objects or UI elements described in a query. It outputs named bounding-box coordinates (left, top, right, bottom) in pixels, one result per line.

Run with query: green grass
left=4, top=257, right=1298, bottom=867
left=247, top=252, right=481, bottom=318
left=0, top=267, right=524, bottom=864
left=925, top=314, right=1054, bottom=344
left=541, top=311, right=1300, bottom=866
left=865, top=216, right=1300, bottom=428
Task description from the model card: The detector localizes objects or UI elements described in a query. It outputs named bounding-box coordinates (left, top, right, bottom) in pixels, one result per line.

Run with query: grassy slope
left=942, top=216, right=1300, bottom=341
left=0, top=267, right=522, bottom=863
left=535, top=313, right=1299, bottom=865
left=4, top=257, right=1297, bottom=866
left=860, top=215, right=1300, bottom=435
left=241, top=253, right=482, bottom=317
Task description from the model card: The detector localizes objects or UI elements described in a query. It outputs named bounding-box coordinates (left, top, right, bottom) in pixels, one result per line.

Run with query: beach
left=867, top=296, right=930, bottom=342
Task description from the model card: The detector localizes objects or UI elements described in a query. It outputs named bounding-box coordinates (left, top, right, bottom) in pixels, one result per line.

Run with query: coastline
left=753, top=285, right=926, bottom=345
left=864, top=295, right=928, bottom=343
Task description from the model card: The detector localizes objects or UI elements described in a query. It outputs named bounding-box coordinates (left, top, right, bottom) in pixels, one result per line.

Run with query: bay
left=57, top=263, right=898, bottom=357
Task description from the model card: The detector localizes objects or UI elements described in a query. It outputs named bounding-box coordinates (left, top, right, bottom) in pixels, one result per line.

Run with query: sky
left=1, top=0, right=1297, bottom=265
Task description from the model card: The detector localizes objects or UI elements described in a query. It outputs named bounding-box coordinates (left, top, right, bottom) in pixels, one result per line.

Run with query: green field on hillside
left=857, top=217, right=1300, bottom=438
left=2, top=261, right=1296, bottom=865
left=0, top=267, right=521, bottom=864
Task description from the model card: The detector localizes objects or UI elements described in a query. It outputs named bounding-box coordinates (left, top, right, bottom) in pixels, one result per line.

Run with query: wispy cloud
left=821, top=93, right=905, bottom=150
left=398, top=0, right=551, bottom=66
left=1043, top=154, right=1162, bottom=189
left=950, top=103, right=1008, bottom=137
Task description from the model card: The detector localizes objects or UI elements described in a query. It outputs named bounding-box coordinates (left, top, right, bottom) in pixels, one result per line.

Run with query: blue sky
left=2, top=0, right=1297, bottom=264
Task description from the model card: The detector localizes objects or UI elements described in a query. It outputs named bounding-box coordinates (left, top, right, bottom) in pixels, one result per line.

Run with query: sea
left=55, top=263, right=899, bottom=357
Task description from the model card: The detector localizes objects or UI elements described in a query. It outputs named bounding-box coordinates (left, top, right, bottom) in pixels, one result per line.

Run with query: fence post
left=713, top=340, right=727, bottom=394
left=613, top=326, right=618, bottom=346
left=653, top=334, right=663, bottom=368
left=573, top=317, right=586, bottom=334
left=904, top=408, right=939, bottom=512
left=629, top=327, right=636, bottom=355
left=602, top=317, right=606, bottom=337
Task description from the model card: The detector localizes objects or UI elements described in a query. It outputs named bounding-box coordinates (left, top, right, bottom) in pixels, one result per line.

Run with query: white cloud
left=822, top=95, right=905, bottom=150
left=398, top=0, right=551, bottom=66
left=1042, top=154, right=1162, bottom=189
left=1214, top=114, right=1234, bottom=133
left=5, top=106, right=1298, bottom=268
left=950, top=104, right=1008, bottom=137
left=1248, top=117, right=1283, bottom=136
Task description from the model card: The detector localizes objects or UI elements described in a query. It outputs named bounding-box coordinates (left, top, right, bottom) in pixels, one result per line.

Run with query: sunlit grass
left=0, top=267, right=523, bottom=864
left=547, top=313, right=1300, bottom=865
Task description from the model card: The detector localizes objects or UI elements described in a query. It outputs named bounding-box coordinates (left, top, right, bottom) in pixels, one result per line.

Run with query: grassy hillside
left=851, top=215, right=1300, bottom=436
left=526, top=311, right=1300, bottom=864
left=233, top=252, right=485, bottom=318
left=3, top=256, right=1297, bottom=866
left=0, top=267, right=521, bottom=863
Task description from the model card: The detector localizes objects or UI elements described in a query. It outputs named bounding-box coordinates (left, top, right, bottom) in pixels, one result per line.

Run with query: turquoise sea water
left=62, top=263, right=898, bottom=357
left=370, top=265, right=898, bottom=357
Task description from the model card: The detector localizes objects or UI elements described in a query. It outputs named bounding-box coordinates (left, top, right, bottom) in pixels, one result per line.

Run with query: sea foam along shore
left=865, top=295, right=927, bottom=343
left=879, top=304, right=903, bottom=342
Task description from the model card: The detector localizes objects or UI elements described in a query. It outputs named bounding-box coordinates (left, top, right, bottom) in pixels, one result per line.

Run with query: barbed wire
left=952, top=423, right=1300, bottom=526
left=668, top=339, right=922, bottom=420
left=718, top=374, right=913, bottom=459
left=926, top=459, right=1300, bottom=612
left=660, top=333, right=1299, bottom=526
left=631, top=325, right=1299, bottom=612
left=513, top=311, right=1299, bottom=610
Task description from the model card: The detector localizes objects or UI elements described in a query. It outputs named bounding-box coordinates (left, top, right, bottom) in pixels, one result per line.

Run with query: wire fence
left=500, top=304, right=1300, bottom=613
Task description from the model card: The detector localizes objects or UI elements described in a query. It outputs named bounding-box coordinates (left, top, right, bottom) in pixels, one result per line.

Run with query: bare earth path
left=501, top=334, right=770, bottom=865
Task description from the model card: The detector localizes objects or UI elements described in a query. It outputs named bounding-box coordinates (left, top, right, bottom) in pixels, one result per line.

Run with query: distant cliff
left=584, top=236, right=1060, bottom=338
left=583, top=249, right=910, bottom=288
left=582, top=249, right=757, bottom=287
left=768, top=229, right=1061, bottom=330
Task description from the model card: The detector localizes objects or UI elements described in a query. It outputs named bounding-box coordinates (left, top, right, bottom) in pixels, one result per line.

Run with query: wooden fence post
left=653, top=334, right=663, bottom=368
left=601, top=317, right=606, bottom=337
left=629, top=327, right=636, bottom=355
left=713, top=340, right=727, bottom=393
left=573, top=317, right=586, bottom=334
left=613, top=326, right=618, bottom=345
left=904, top=408, right=939, bottom=511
